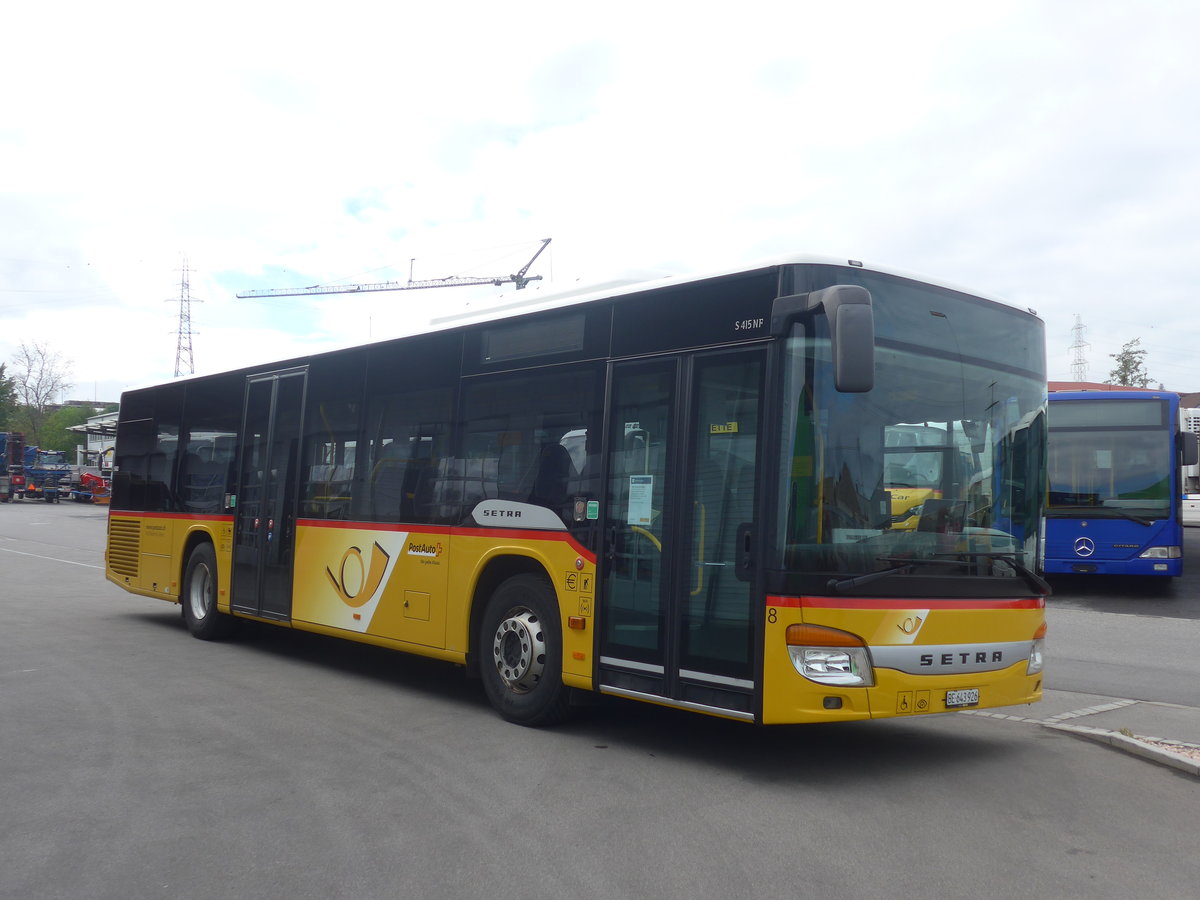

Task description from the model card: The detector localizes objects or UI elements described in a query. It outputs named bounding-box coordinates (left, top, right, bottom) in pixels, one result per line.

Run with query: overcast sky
left=3, top=1, right=1197, bottom=404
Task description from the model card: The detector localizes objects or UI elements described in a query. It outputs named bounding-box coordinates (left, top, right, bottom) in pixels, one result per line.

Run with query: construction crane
left=236, top=238, right=551, bottom=299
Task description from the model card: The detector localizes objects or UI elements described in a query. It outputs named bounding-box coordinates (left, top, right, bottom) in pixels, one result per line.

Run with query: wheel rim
left=188, top=562, right=212, bottom=621
left=491, top=608, right=546, bottom=693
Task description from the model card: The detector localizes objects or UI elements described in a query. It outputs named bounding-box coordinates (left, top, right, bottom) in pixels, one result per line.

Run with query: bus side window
left=360, top=387, right=453, bottom=524
left=177, top=373, right=241, bottom=515
left=459, top=365, right=603, bottom=534
left=301, top=354, right=365, bottom=521
left=113, top=384, right=184, bottom=513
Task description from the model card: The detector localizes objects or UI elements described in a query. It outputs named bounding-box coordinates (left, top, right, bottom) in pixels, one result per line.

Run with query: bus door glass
left=682, top=351, right=762, bottom=689
left=600, top=349, right=764, bottom=713
left=601, top=360, right=676, bottom=688
left=232, top=368, right=306, bottom=619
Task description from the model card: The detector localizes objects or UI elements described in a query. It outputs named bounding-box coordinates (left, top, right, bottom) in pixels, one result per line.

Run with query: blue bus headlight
left=1139, top=546, right=1182, bottom=559
left=786, top=624, right=874, bottom=687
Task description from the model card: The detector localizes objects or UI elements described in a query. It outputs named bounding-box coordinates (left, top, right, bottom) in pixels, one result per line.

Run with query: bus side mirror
left=1182, top=431, right=1198, bottom=467
left=771, top=284, right=875, bottom=393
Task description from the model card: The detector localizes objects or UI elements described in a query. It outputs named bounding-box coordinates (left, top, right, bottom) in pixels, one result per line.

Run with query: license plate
left=946, top=688, right=980, bottom=708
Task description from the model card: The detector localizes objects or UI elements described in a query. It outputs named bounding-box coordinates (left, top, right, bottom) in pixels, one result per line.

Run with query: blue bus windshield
left=1044, top=391, right=1183, bottom=577
left=1047, top=397, right=1172, bottom=518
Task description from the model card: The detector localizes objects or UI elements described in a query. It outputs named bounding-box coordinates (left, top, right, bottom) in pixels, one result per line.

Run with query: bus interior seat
left=370, top=452, right=408, bottom=517
left=529, top=442, right=572, bottom=509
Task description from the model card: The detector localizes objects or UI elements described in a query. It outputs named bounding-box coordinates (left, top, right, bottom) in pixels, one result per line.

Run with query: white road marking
left=0, top=546, right=103, bottom=569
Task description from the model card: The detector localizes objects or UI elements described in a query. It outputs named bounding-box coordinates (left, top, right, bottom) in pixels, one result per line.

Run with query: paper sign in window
left=627, top=475, right=654, bottom=525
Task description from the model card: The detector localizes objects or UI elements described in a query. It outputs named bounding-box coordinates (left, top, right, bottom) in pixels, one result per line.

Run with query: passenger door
left=598, top=349, right=764, bottom=717
left=231, top=368, right=306, bottom=620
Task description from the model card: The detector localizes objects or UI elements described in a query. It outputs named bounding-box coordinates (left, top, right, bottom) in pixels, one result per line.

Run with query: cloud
left=2, top=1, right=1200, bottom=398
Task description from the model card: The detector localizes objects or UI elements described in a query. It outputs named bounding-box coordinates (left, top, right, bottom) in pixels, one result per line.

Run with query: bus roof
left=425, top=253, right=1034, bottom=334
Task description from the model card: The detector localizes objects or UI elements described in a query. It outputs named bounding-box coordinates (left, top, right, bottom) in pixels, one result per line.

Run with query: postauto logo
left=405, top=540, right=443, bottom=558
left=326, top=541, right=391, bottom=608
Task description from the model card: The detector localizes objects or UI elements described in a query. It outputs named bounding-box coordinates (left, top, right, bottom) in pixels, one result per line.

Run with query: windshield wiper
left=1107, top=509, right=1154, bottom=527
left=1047, top=506, right=1153, bottom=527
left=827, top=553, right=1052, bottom=596
left=929, top=552, right=1052, bottom=595
left=827, top=557, right=966, bottom=594
left=827, top=563, right=914, bottom=594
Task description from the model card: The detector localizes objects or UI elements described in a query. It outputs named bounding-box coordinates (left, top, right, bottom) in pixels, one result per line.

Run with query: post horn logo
left=326, top=542, right=391, bottom=608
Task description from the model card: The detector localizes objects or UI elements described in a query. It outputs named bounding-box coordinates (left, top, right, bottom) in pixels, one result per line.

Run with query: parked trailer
left=0, top=432, right=25, bottom=502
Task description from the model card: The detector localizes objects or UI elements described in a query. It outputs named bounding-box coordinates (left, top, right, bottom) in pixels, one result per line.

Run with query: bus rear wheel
left=182, top=542, right=235, bottom=640
left=479, top=573, right=571, bottom=726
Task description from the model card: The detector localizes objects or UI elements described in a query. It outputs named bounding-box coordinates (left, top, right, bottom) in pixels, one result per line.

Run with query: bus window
left=111, top=384, right=182, bottom=512
left=179, top=375, right=241, bottom=514
left=301, top=354, right=365, bottom=520
left=457, top=364, right=602, bottom=536
left=359, top=387, right=453, bottom=524
left=356, top=336, right=459, bottom=525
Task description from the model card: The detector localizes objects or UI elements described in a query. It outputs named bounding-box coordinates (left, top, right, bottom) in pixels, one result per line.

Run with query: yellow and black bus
left=106, top=255, right=1047, bottom=725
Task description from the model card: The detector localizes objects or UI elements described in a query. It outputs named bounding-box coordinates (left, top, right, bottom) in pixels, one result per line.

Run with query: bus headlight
left=786, top=624, right=874, bottom=687
left=1139, top=546, right=1181, bottom=559
left=1027, top=622, right=1047, bottom=675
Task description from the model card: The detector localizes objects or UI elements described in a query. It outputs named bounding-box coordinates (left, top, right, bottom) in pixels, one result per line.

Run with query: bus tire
left=479, top=573, right=571, bottom=726
left=182, top=542, right=235, bottom=641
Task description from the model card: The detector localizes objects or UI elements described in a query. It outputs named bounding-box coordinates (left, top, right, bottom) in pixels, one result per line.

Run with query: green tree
left=0, top=362, right=17, bottom=430
left=1107, top=338, right=1153, bottom=388
left=40, top=406, right=95, bottom=453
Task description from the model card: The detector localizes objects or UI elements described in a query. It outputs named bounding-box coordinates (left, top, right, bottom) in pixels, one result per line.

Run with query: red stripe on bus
left=108, top=510, right=235, bottom=522
left=294, top=519, right=597, bottom=564
left=294, top=519, right=450, bottom=535
left=453, top=526, right=596, bottom=563
left=109, top=513, right=597, bottom=564
left=767, top=595, right=1045, bottom=610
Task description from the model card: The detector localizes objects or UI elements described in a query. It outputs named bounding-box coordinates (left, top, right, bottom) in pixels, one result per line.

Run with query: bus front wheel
left=182, top=542, right=235, bottom=641
left=479, top=574, right=571, bottom=726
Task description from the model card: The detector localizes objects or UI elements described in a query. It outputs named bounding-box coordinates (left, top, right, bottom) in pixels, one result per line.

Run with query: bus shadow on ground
left=124, top=606, right=489, bottom=707
left=556, top=696, right=1024, bottom=786
left=123, top=607, right=1024, bottom=785
left=1046, top=574, right=1180, bottom=614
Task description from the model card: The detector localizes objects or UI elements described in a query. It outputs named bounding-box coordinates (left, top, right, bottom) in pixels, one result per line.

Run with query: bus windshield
left=1047, top=398, right=1171, bottom=519
left=774, top=277, right=1046, bottom=590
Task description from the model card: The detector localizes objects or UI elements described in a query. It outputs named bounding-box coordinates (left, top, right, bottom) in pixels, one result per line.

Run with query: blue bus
left=1045, top=390, right=1199, bottom=577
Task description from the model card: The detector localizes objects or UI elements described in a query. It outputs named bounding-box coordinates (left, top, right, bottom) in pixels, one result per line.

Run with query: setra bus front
left=762, top=270, right=1047, bottom=723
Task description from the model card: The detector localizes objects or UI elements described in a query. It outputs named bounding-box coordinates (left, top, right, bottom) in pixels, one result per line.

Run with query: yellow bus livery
left=106, top=256, right=1047, bottom=726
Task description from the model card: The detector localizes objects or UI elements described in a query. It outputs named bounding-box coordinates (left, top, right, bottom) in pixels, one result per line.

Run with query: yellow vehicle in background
left=889, top=486, right=941, bottom=530
left=884, top=424, right=975, bottom=531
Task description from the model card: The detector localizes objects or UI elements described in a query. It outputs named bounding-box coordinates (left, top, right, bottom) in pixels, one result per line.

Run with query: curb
left=1044, top=722, right=1200, bottom=777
